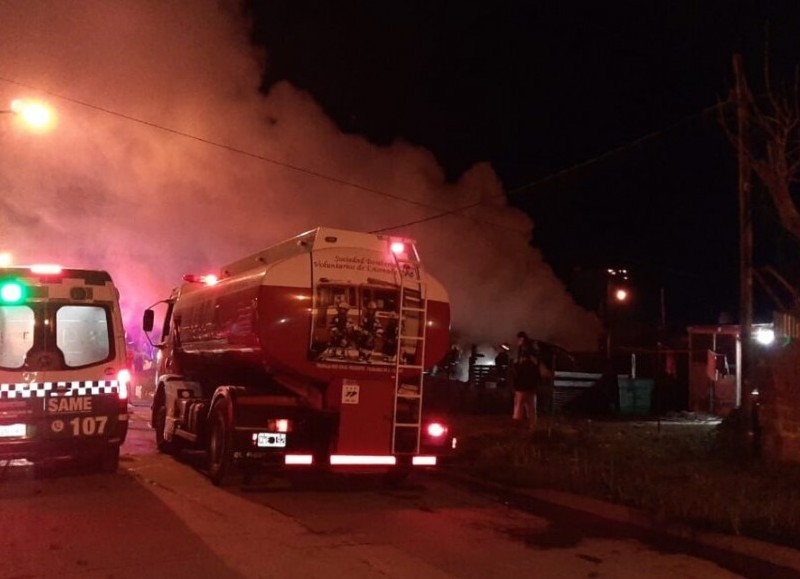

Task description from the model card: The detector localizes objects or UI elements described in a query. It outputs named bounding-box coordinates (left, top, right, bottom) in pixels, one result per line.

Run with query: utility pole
left=733, top=53, right=758, bottom=453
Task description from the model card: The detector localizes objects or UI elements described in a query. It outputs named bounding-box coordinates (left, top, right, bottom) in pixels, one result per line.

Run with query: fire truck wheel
left=208, top=401, right=235, bottom=486
left=153, top=393, right=175, bottom=454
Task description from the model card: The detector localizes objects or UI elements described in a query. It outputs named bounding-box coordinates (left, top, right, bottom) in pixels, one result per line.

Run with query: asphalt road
left=0, top=403, right=797, bottom=578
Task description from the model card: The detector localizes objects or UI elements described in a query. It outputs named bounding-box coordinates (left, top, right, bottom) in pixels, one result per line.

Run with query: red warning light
left=426, top=422, right=447, bottom=437
left=183, top=274, right=219, bottom=285
left=390, top=241, right=405, bottom=255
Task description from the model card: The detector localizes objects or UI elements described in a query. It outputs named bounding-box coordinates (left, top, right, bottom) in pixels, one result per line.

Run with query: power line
left=0, top=74, right=523, bottom=234
left=376, top=100, right=730, bottom=234
left=0, top=75, right=730, bottom=239
left=509, top=102, right=728, bottom=199
left=0, top=76, right=447, bottom=209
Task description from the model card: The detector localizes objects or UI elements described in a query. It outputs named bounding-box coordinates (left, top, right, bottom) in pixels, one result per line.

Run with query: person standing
left=512, top=331, right=542, bottom=429
left=441, top=343, right=461, bottom=381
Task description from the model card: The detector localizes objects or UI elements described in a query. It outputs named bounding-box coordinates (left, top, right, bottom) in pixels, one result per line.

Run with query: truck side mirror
left=143, top=309, right=155, bottom=332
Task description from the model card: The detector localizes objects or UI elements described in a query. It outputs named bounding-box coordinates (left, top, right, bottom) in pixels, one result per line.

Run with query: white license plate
left=256, top=433, right=286, bottom=448
left=0, top=423, right=26, bottom=438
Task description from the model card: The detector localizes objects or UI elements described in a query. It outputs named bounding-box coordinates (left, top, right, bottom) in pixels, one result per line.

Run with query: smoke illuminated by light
left=0, top=1, right=599, bottom=350
left=10, top=99, right=56, bottom=132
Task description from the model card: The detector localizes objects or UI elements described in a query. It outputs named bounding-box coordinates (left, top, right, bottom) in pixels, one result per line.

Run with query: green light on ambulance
left=0, top=281, right=25, bottom=304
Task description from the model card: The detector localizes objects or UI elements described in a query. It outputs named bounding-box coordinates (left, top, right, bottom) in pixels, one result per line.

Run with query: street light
left=1, top=98, right=56, bottom=132
left=602, top=268, right=632, bottom=358
left=754, top=327, right=775, bottom=346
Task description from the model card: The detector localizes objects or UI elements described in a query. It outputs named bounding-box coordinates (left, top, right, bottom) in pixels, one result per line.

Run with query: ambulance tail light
left=117, top=369, right=131, bottom=400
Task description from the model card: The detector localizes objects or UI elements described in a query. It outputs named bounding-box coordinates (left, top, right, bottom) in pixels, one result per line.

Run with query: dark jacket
left=512, top=343, right=542, bottom=392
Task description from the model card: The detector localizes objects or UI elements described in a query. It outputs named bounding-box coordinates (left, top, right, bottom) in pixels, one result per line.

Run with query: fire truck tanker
left=0, top=266, right=130, bottom=472
left=143, top=227, right=453, bottom=485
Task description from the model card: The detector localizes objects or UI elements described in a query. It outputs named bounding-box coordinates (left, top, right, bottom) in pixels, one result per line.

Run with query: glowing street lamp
left=754, top=327, right=775, bottom=346
left=1, top=99, right=56, bottom=132
left=602, top=268, right=633, bottom=358
left=606, top=268, right=631, bottom=306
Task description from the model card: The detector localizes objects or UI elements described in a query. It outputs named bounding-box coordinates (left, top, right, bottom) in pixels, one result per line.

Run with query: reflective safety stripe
left=329, top=455, right=397, bottom=466
left=0, top=380, right=122, bottom=399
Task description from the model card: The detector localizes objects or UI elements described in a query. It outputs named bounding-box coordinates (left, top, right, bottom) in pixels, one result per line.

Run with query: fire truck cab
left=0, top=266, right=130, bottom=472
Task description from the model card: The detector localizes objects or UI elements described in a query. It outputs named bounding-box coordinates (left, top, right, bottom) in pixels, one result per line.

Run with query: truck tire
left=207, top=401, right=235, bottom=486
left=153, top=394, right=175, bottom=454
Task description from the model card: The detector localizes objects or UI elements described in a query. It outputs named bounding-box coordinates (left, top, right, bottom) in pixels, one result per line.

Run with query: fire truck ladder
left=391, top=254, right=428, bottom=455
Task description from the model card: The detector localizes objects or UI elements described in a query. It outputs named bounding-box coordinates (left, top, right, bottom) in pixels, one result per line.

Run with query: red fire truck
left=143, top=227, right=454, bottom=485
left=0, top=265, right=130, bottom=472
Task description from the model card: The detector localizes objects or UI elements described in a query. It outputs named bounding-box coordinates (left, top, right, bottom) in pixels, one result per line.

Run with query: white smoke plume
left=0, top=0, right=600, bottom=351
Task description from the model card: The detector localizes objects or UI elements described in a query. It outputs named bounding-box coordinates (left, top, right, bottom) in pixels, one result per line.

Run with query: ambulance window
left=0, top=306, right=35, bottom=369
left=56, top=305, right=111, bottom=367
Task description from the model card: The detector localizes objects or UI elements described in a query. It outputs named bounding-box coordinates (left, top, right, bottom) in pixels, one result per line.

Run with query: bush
left=449, top=415, right=800, bottom=549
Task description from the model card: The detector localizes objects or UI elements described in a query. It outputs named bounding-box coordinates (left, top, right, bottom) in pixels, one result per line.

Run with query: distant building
left=687, top=323, right=773, bottom=416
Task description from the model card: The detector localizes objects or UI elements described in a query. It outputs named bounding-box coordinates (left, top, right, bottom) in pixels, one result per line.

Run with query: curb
left=435, top=468, right=800, bottom=573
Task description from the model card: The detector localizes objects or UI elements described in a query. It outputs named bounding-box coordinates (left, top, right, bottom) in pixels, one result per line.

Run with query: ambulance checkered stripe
left=0, top=380, right=121, bottom=399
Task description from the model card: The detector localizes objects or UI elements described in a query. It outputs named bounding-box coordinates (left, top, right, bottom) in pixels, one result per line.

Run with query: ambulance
left=0, top=265, right=130, bottom=472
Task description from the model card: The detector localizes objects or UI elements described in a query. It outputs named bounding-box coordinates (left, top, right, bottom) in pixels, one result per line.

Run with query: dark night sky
left=244, top=0, right=800, bottom=331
